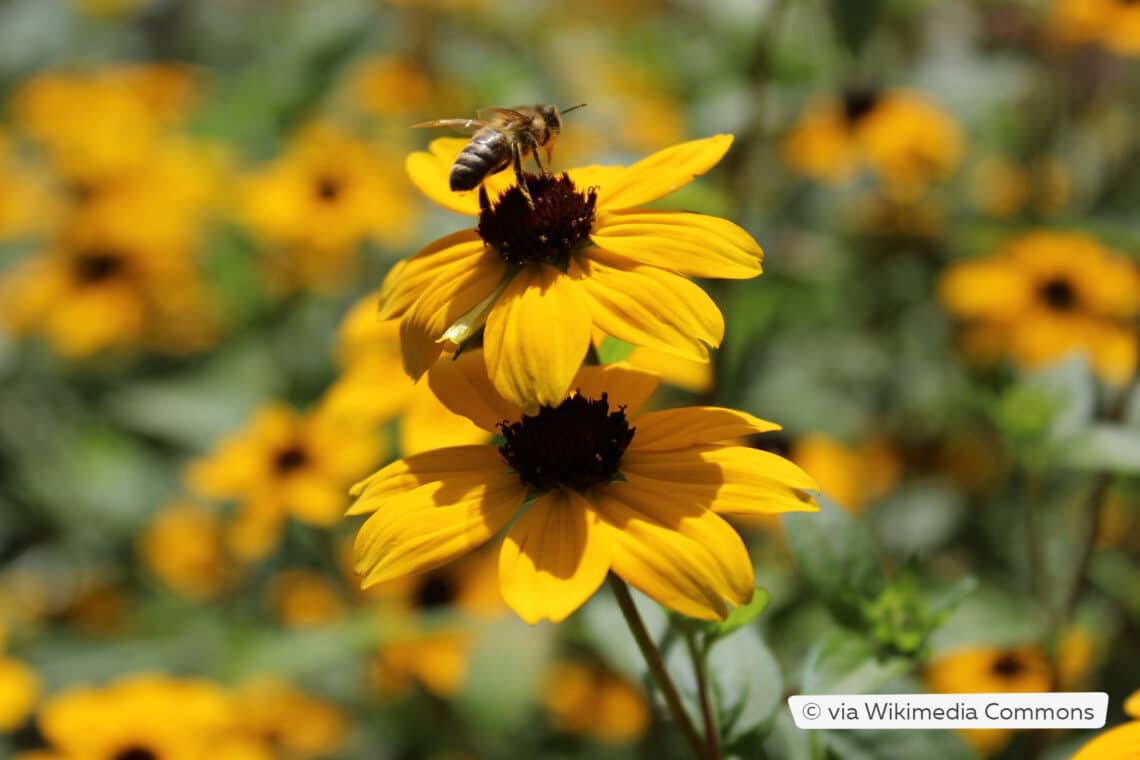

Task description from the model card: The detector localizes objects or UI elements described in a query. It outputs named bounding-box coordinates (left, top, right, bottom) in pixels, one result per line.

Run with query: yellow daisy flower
left=370, top=551, right=503, bottom=698
left=782, top=89, right=963, bottom=201
left=237, top=121, right=419, bottom=292
left=939, top=231, right=1140, bottom=384
left=0, top=211, right=220, bottom=357
left=188, top=404, right=384, bottom=561
left=350, top=352, right=818, bottom=625
left=1052, top=0, right=1140, bottom=57
left=790, top=435, right=900, bottom=514
left=543, top=660, right=649, bottom=743
left=139, top=501, right=231, bottom=600
left=35, top=673, right=249, bottom=760
left=926, top=645, right=1052, bottom=755
left=0, top=625, right=40, bottom=733
left=269, top=569, right=347, bottom=629
left=318, top=292, right=488, bottom=455
left=386, top=134, right=763, bottom=410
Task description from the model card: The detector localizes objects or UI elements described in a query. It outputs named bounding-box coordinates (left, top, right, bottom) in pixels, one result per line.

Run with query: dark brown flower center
left=498, top=393, right=634, bottom=492
left=314, top=174, right=343, bottom=202
left=114, top=746, right=158, bottom=760
left=414, top=571, right=457, bottom=610
left=1040, top=277, right=1078, bottom=311
left=841, top=88, right=881, bottom=124
left=477, top=173, right=596, bottom=269
left=991, top=652, right=1026, bottom=678
left=73, top=248, right=126, bottom=284
left=273, top=445, right=309, bottom=474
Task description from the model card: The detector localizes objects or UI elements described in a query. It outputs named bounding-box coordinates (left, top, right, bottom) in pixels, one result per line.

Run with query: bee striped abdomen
left=450, top=129, right=512, bottom=191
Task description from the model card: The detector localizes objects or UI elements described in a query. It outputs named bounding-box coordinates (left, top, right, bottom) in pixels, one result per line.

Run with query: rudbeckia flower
left=1073, top=687, right=1140, bottom=760
left=939, top=231, right=1140, bottom=384
left=349, top=353, right=818, bottom=625
left=385, top=134, right=763, bottom=410
left=1052, top=0, right=1140, bottom=57
left=543, top=660, right=649, bottom=743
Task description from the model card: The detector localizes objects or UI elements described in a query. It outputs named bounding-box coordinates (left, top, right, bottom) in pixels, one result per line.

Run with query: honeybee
left=413, top=103, right=586, bottom=203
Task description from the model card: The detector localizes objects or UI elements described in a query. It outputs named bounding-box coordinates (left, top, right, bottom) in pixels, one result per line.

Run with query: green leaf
left=824, top=725, right=974, bottom=760
left=709, top=587, right=771, bottom=640
left=801, top=629, right=912, bottom=696
left=1061, top=424, right=1140, bottom=475
left=783, top=496, right=885, bottom=626
left=708, top=627, right=784, bottom=741
left=596, top=336, right=635, bottom=364
left=827, top=0, right=884, bottom=56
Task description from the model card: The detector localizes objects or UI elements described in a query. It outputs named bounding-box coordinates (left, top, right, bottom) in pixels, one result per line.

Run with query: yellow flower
left=189, top=404, right=384, bottom=560
left=350, top=353, right=817, bottom=624
left=369, top=551, right=503, bottom=698
left=1052, top=0, right=1140, bottom=57
left=782, top=89, right=962, bottom=201
left=542, top=660, right=649, bottom=743
left=790, top=435, right=900, bottom=514
left=0, top=209, right=220, bottom=357
left=0, top=133, right=56, bottom=241
left=926, top=645, right=1052, bottom=755
left=231, top=677, right=348, bottom=758
left=36, top=673, right=241, bottom=760
left=0, top=655, right=40, bottom=733
left=269, top=569, right=346, bottom=629
left=139, top=502, right=230, bottom=600
left=1072, top=687, right=1140, bottom=760
left=318, top=292, right=488, bottom=455
left=388, top=134, right=762, bottom=410
left=238, top=122, right=419, bottom=292
left=11, top=65, right=197, bottom=181
left=349, top=55, right=458, bottom=121
left=939, top=231, right=1140, bottom=384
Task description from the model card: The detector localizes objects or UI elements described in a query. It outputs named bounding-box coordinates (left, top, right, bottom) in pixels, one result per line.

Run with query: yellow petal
left=937, top=258, right=1033, bottom=322
left=427, top=350, right=523, bottom=432
left=485, top=264, right=591, bottom=411
left=569, top=364, right=660, bottom=416
left=576, top=249, right=723, bottom=362
left=1071, top=722, right=1140, bottom=760
left=379, top=230, right=485, bottom=320
left=596, top=135, right=733, bottom=210
left=627, top=407, right=780, bottom=451
left=498, top=490, right=612, bottom=624
left=593, top=482, right=754, bottom=620
left=405, top=138, right=482, bottom=216
left=399, top=247, right=508, bottom=379
left=353, top=470, right=526, bottom=586
left=591, top=209, right=763, bottom=280
left=620, top=446, right=819, bottom=517
left=284, top=474, right=349, bottom=526
left=349, top=444, right=507, bottom=509
left=399, top=379, right=489, bottom=456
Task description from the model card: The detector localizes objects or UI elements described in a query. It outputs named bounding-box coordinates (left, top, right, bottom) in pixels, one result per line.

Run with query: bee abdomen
left=450, top=130, right=511, bottom=191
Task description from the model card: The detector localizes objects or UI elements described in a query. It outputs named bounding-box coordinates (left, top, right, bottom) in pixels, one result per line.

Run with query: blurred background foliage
left=0, top=0, right=1138, bottom=758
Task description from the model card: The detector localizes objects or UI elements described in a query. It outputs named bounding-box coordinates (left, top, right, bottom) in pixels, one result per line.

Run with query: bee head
left=542, top=103, right=586, bottom=144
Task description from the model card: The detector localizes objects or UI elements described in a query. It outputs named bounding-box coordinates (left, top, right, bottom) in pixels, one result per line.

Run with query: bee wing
left=411, top=118, right=489, bottom=132
left=476, top=107, right=530, bottom=126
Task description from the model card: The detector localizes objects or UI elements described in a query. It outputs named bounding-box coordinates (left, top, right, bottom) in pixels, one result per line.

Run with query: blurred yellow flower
left=939, top=231, right=1140, bottom=384
left=11, top=65, right=197, bottom=181
left=543, top=660, right=649, bottom=743
left=351, top=354, right=817, bottom=624
left=783, top=89, right=963, bottom=201
left=270, top=569, right=347, bottom=628
left=1052, top=0, right=1140, bottom=57
left=349, top=55, right=459, bottom=121
left=139, top=502, right=231, bottom=600
left=232, top=677, right=348, bottom=758
left=392, top=134, right=762, bottom=410
left=0, top=654, right=40, bottom=733
left=1072, top=686, right=1140, bottom=760
left=0, top=133, right=56, bottom=241
left=36, top=673, right=249, bottom=760
left=370, top=552, right=503, bottom=698
left=318, top=292, right=488, bottom=455
left=237, top=122, right=419, bottom=292
left=926, top=645, right=1052, bottom=755
left=189, top=404, right=384, bottom=561
left=0, top=210, right=221, bottom=357
left=790, top=435, right=901, bottom=514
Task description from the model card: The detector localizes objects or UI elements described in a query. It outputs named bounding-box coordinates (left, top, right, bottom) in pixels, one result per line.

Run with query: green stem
left=685, top=630, right=721, bottom=760
left=609, top=576, right=704, bottom=759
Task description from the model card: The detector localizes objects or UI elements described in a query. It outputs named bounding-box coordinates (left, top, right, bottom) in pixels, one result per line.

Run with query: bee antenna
left=560, top=103, right=587, bottom=115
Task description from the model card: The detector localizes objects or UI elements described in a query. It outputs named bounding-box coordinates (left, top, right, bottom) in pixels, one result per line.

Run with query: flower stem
left=608, top=576, right=704, bottom=759
left=685, top=629, right=721, bottom=760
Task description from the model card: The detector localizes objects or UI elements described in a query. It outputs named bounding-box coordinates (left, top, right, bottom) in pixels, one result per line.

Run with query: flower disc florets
left=498, top=392, right=634, bottom=492
left=477, top=173, right=597, bottom=268
left=842, top=88, right=881, bottom=124
left=74, top=248, right=126, bottom=283
left=1041, top=278, right=1077, bottom=311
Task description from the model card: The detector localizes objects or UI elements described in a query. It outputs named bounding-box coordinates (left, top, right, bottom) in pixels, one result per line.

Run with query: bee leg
left=531, top=146, right=547, bottom=177
left=512, top=142, right=534, bottom=208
